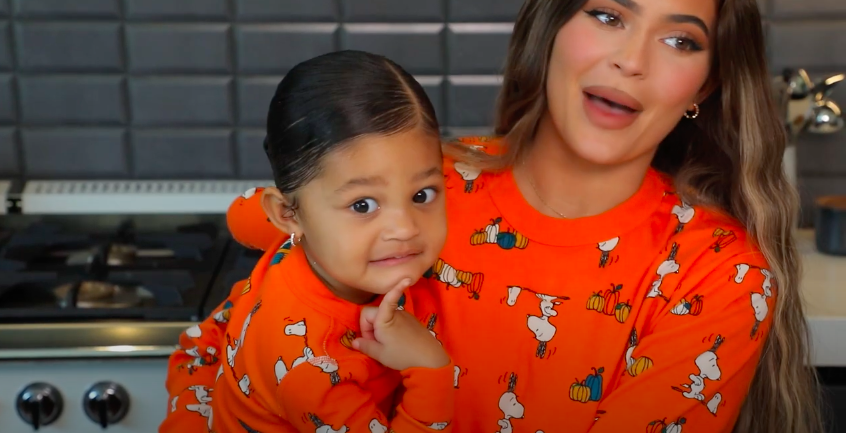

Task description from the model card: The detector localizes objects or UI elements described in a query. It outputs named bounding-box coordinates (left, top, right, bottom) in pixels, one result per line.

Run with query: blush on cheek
left=553, top=19, right=614, bottom=73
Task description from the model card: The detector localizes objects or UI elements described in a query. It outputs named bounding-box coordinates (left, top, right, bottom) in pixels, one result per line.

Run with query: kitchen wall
left=0, top=0, right=843, bottom=225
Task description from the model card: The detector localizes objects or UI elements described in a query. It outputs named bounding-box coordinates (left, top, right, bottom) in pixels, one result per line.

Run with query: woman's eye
left=350, top=198, right=378, bottom=214
left=587, top=10, right=622, bottom=27
left=663, top=37, right=702, bottom=52
left=412, top=187, right=438, bottom=204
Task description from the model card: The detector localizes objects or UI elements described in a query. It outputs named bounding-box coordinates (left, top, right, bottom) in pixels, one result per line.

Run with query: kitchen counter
left=798, top=229, right=846, bottom=367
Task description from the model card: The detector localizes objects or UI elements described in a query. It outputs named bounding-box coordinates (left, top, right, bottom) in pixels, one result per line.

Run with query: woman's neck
left=513, top=115, right=655, bottom=219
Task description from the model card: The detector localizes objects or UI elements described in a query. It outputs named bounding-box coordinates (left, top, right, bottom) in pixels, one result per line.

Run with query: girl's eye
left=586, top=9, right=622, bottom=27
left=350, top=198, right=378, bottom=214
left=663, top=37, right=702, bottom=52
left=412, top=187, right=438, bottom=204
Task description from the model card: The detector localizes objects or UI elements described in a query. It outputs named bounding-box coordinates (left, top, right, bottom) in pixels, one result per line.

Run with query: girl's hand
left=353, top=280, right=449, bottom=371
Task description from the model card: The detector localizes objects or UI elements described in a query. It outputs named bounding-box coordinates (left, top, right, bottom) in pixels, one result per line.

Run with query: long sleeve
left=278, top=359, right=455, bottom=433
left=158, top=278, right=251, bottom=433
left=588, top=252, right=774, bottom=432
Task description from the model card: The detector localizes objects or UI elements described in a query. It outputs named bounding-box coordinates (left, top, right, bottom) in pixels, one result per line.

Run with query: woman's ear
left=261, top=187, right=301, bottom=237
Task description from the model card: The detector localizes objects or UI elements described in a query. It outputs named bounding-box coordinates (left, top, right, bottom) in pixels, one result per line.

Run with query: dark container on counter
left=815, top=196, right=846, bottom=256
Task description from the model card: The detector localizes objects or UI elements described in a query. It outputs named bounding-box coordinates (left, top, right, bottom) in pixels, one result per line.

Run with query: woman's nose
left=611, top=33, right=649, bottom=78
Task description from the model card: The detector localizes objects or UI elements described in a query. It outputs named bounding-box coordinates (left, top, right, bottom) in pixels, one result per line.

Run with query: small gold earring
left=684, top=103, right=700, bottom=119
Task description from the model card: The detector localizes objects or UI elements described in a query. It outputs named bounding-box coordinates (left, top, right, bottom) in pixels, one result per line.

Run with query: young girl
left=162, top=50, right=453, bottom=432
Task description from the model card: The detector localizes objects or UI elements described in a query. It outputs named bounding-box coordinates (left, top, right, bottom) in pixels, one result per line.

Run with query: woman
left=162, top=0, right=821, bottom=431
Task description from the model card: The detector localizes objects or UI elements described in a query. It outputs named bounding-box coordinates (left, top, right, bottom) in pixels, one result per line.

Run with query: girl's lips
left=370, top=253, right=420, bottom=266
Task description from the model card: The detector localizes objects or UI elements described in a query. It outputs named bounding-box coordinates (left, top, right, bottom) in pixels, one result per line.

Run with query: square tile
left=127, top=24, right=231, bottom=74
left=132, top=129, right=234, bottom=178
left=342, top=23, right=444, bottom=75
left=236, top=24, right=337, bottom=74
left=124, top=0, right=229, bottom=20
left=19, top=75, right=125, bottom=125
left=21, top=128, right=128, bottom=177
left=235, top=0, right=337, bottom=21
left=446, top=76, right=501, bottom=127
left=448, top=0, right=523, bottom=22
left=0, top=74, right=14, bottom=123
left=342, top=0, right=443, bottom=22
left=130, top=77, right=233, bottom=126
left=15, top=23, right=123, bottom=72
left=236, top=128, right=272, bottom=178
left=447, top=23, right=512, bottom=74
left=769, top=22, right=846, bottom=72
left=237, top=77, right=281, bottom=126
left=0, top=127, right=18, bottom=175
left=13, top=0, right=120, bottom=18
left=0, top=22, right=13, bottom=71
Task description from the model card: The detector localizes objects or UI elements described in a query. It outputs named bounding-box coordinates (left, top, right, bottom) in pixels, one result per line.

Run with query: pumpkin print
left=496, top=231, right=529, bottom=250
left=689, top=294, right=704, bottom=316
left=569, top=380, right=591, bottom=403
left=671, top=294, right=704, bottom=316
left=586, top=292, right=605, bottom=311
left=241, top=278, right=252, bottom=295
left=665, top=418, right=687, bottom=433
left=646, top=419, right=667, bottom=433
left=470, top=231, right=487, bottom=245
left=627, top=356, right=654, bottom=377
left=602, top=284, right=623, bottom=315
left=585, top=367, right=604, bottom=401
left=340, top=329, right=356, bottom=349
left=456, top=271, right=484, bottom=300
left=614, top=301, right=632, bottom=323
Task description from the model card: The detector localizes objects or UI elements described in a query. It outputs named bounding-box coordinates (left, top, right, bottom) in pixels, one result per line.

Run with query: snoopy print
left=734, top=264, right=774, bottom=338
left=672, top=335, right=724, bottom=412
left=308, top=413, right=348, bottom=433
left=597, top=237, right=619, bottom=268
left=496, top=373, right=525, bottom=433
left=646, top=243, right=680, bottom=301
left=369, top=419, right=387, bottom=433
left=184, top=385, right=214, bottom=431
left=454, top=161, right=482, bottom=193
left=226, top=300, right=262, bottom=368
left=671, top=201, right=695, bottom=233
left=504, top=286, right=569, bottom=358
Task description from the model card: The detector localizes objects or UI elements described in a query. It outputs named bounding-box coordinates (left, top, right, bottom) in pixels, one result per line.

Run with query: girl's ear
left=261, top=187, right=302, bottom=238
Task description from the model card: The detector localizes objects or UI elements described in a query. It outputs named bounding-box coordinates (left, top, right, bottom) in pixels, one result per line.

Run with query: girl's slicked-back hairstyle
left=264, top=50, right=440, bottom=194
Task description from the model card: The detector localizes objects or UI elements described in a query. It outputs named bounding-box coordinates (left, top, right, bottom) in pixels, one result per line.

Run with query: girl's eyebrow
left=334, top=166, right=441, bottom=194
left=335, top=176, right=386, bottom=194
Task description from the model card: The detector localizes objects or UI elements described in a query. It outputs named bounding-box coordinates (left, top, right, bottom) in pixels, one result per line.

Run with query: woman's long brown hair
left=446, top=0, right=824, bottom=431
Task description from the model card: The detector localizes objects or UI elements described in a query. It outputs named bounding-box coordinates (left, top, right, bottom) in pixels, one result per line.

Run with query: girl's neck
left=513, top=114, right=655, bottom=219
left=302, top=247, right=378, bottom=305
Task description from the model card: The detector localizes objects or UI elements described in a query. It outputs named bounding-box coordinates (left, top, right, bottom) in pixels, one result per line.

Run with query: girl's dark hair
left=264, top=50, right=440, bottom=194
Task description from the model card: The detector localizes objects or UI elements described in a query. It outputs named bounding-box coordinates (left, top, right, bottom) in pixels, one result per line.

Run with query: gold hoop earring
left=289, top=232, right=302, bottom=246
left=684, top=103, right=700, bottom=119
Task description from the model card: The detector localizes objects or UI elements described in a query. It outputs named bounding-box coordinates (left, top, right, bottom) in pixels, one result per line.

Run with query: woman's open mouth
left=581, top=86, right=643, bottom=130
left=584, top=92, right=637, bottom=113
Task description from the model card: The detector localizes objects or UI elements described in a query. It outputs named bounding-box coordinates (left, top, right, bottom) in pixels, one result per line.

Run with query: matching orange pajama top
left=162, top=136, right=774, bottom=433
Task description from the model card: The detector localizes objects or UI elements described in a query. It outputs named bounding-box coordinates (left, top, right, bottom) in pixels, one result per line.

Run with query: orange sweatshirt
left=163, top=137, right=774, bottom=432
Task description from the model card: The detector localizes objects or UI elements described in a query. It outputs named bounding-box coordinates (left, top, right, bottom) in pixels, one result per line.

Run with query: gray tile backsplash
left=0, top=0, right=841, bottom=227
left=123, top=0, right=230, bottom=21
left=13, top=0, right=121, bottom=19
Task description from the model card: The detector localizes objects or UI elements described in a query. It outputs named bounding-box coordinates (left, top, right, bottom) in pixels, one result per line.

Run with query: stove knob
left=15, top=382, right=64, bottom=430
left=83, top=382, right=130, bottom=428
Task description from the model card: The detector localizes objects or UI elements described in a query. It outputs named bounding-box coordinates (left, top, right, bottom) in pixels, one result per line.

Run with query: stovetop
left=0, top=214, right=261, bottom=325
